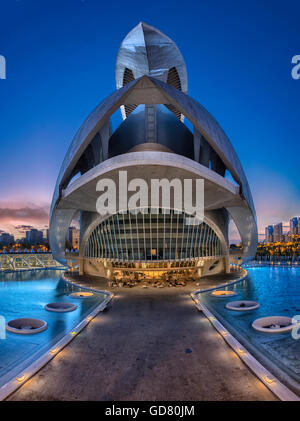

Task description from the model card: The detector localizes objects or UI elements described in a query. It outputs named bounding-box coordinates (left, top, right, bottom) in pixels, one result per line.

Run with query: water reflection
left=0, top=269, right=106, bottom=387
left=199, top=266, right=300, bottom=382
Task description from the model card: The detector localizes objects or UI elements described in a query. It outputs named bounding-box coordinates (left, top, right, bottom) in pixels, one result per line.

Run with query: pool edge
left=0, top=277, right=114, bottom=401
left=191, top=267, right=300, bottom=402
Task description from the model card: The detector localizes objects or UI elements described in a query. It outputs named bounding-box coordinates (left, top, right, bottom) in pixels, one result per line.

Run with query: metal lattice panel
left=85, top=209, right=223, bottom=261
left=166, top=67, right=182, bottom=119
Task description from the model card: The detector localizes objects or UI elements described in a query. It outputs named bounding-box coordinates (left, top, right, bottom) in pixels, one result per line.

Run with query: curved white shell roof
left=50, top=24, right=257, bottom=265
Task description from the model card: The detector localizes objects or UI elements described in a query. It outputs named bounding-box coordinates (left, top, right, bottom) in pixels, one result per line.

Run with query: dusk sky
left=0, top=0, right=299, bottom=240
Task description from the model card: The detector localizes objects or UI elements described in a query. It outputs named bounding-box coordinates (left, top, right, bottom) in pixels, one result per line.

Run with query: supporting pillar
left=79, top=257, right=84, bottom=275
left=224, top=255, right=230, bottom=273
left=193, top=127, right=201, bottom=162
left=100, top=119, right=112, bottom=161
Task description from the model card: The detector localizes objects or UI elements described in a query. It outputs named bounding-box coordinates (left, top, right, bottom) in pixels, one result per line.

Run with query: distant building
left=26, top=229, right=43, bottom=245
left=265, top=225, right=274, bottom=243
left=0, top=232, right=14, bottom=245
left=282, top=234, right=291, bottom=243
left=273, top=223, right=283, bottom=242
left=43, top=228, right=50, bottom=246
left=290, top=217, right=298, bottom=235
left=67, top=227, right=80, bottom=250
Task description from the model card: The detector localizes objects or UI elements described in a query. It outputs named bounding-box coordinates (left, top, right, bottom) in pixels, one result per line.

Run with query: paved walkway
left=8, top=273, right=276, bottom=401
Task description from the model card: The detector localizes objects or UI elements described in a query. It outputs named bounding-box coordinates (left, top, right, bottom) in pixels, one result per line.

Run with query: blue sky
left=0, top=0, right=299, bottom=239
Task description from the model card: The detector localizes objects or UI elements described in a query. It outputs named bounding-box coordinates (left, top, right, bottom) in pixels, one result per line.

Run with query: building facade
left=290, top=217, right=299, bottom=235
left=49, top=23, right=257, bottom=283
left=26, top=229, right=43, bottom=246
left=67, top=227, right=80, bottom=250
left=273, top=223, right=283, bottom=242
left=0, top=233, right=14, bottom=246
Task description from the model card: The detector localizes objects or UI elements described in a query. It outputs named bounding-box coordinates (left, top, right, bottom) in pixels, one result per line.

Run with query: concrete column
left=224, top=255, right=230, bottom=273
left=210, top=149, right=226, bottom=176
left=199, top=136, right=211, bottom=168
left=193, top=127, right=201, bottom=162
left=100, top=119, right=112, bottom=160
left=79, top=257, right=84, bottom=275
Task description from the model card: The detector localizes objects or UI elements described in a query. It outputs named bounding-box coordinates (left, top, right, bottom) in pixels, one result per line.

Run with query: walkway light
left=263, top=376, right=275, bottom=384
left=236, top=348, right=246, bottom=356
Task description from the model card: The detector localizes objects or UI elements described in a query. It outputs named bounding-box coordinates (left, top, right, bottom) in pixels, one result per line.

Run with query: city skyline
left=264, top=216, right=300, bottom=242
left=1, top=1, right=300, bottom=241
left=0, top=225, right=80, bottom=250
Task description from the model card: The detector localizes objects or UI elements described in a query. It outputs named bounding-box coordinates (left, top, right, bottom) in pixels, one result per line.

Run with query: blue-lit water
left=199, top=266, right=300, bottom=385
left=0, top=270, right=106, bottom=387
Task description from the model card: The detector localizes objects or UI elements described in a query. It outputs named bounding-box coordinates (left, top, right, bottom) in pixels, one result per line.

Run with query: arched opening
left=229, top=218, right=242, bottom=260
left=84, top=209, right=224, bottom=262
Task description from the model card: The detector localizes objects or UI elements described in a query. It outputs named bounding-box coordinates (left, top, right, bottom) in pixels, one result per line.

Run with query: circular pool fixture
left=252, top=316, right=298, bottom=333
left=6, top=318, right=48, bottom=334
left=226, top=300, right=260, bottom=311
left=210, top=290, right=237, bottom=298
left=44, top=302, right=78, bottom=313
left=69, top=291, right=94, bottom=299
